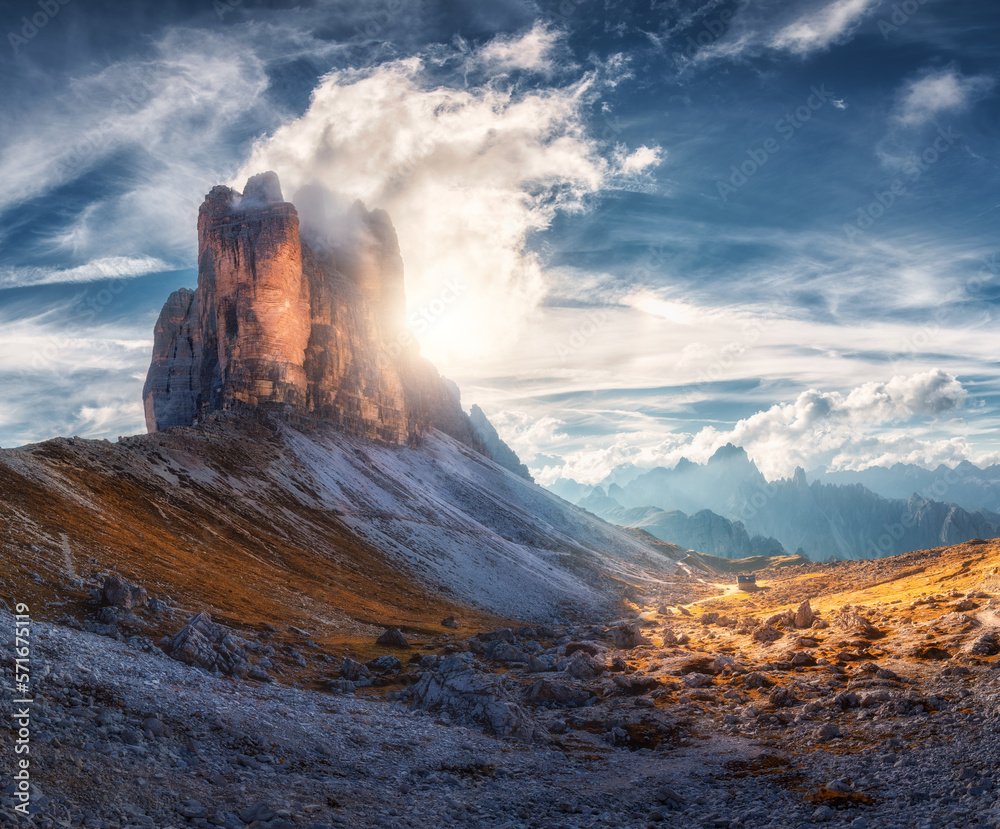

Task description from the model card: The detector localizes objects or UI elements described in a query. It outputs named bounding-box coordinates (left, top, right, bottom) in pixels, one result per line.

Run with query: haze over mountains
left=560, top=445, right=1000, bottom=562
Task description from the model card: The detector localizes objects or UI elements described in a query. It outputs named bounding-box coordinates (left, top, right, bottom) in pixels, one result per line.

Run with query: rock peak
left=143, top=173, right=527, bottom=473
left=241, top=171, right=284, bottom=207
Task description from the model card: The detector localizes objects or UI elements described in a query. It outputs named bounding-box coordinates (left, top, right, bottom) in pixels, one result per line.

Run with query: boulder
left=752, top=624, right=782, bottom=643
left=613, top=623, right=649, bottom=649
left=966, top=632, right=999, bottom=656
left=376, top=628, right=410, bottom=649
left=164, top=612, right=260, bottom=679
left=366, top=655, right=403, bottom=674
left=559, top=650, right=601, bottom=680
left=340, top=658, right=369, bottom=681
left=485, top=642, right=526, bottom=664
left=407, top=655, right=539, bottom=740
left=794, top=599, right=814, bottom=629
left=524, top=679, right=591, bottom=707
left=100, top=575, right=147, bottom=610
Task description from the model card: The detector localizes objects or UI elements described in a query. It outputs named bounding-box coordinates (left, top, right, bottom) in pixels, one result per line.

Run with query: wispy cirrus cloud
left=688, top=0, right=882, bottom=62
left=0, top=256, right=174, bottom=290
left=770, top=0, right=881, bottom=54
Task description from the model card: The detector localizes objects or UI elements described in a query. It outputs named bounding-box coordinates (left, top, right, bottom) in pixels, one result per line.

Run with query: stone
left=441, top=617, right=461, bottom=629
left=794, top=599, right=814, bottom=628
left=560, top=650, right=601, bottom=680
left=340, top=658, right=369, bottom=681
left=910, top=645, right=952, bottom=660
left=146, top=597, right=170, bottom=615
left=376, top=628, right=410, bottom=649
left=163, top=611, right=259, bottom=678
left=527, top=656, right=554, bottom=673
left=967, top=631, right=999, bottom=656
left=612, top=675, right=660, bottom=695
left=524, top=679, right=590, bottom=707
left=836, top=606, right=881, bottom=639
left=741, top=672, right=774, bottom=689
left=178, top=800, right=208, bottom=819
left=485, top=642, right=526, bottom=663
left=682, top=673, right=713, bottom=689
left=752, top=624, right=782, bottom=643
left=239, top=802, right=276, bottom=824
left=407, top=654, right=539, bottom=740
left=100, top=575, right=147, bottom=610
left=365, top=654, right=403, bottom=674
left=143, top=173, right=524, bottom=474
left=613, top=622, right=649, bottom=649
left=815, top=723, right=842, bottom=741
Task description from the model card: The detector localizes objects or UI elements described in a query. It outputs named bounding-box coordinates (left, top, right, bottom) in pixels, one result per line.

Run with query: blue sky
left=1, top=0, right=998, bottom=485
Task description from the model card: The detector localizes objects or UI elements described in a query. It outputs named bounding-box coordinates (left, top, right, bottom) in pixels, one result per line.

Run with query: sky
left=1, top=0, right=999, bottom=486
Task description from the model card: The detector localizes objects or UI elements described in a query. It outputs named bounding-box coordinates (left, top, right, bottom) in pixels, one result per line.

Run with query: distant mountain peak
left=708, top=443, right=752, bottom=464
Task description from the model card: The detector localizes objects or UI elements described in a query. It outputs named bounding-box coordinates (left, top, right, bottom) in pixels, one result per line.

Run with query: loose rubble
left=4, top=546, right=1000, bottom=828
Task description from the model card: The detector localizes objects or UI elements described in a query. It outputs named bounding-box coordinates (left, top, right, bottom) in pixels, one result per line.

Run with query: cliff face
left=143, top=173, right=497, bottom=455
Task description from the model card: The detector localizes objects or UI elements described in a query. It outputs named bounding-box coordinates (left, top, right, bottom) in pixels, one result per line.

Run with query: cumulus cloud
left=893, top=67, right=995, bottom=128
left=474, top=21, right=561, bottom=74
left=509, top=370, right=974, bottom=485
left=237, top=28, right=656, bottom=365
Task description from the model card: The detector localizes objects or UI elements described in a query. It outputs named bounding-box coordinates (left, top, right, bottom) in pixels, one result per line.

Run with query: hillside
left=0, top=413, right=679, bottom=647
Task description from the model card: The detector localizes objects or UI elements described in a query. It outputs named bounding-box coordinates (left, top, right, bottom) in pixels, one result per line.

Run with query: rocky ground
left=2, top=539, right=1000, bottom=829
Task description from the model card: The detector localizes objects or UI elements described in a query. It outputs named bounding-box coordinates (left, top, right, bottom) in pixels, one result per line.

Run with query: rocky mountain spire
left=142, top=172, right=529, bottom=480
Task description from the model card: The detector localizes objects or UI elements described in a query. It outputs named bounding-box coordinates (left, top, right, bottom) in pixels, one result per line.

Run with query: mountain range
left=564, top=445, right=1000, bottom=561
left=814, top=461, right=1000, bottom=513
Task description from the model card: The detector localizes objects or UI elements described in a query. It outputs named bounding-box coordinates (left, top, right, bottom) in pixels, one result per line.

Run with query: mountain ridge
left=562, top=444, right=1000, bottom=560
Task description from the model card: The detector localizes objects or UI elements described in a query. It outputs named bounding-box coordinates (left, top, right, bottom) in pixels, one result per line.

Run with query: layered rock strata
left=144, top=172, right=515, bottom=462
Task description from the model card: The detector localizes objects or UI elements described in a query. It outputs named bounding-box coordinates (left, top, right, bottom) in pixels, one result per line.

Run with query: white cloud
left=512, top=370, right=977, bottom=485
left=237, top=34, right=656, bottom=365
left=474, top=22, right=561, bottom=75
left=76, top=401, right=146, bottom=439
left=770, top=0, right=879, bottom=54
left=689, top=0, right=880, bottom=63
left=0, top=256, right=174, bottom=289
left=0, top=28, right=275, bottom=264
left=893, top=67, right=995, bottom=127
left=0, top=303, right=152, bottom=446
left=616, top=144, right=662, bottom=175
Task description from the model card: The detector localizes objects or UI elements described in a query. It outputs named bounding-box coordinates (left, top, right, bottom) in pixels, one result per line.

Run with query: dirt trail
left=683, top=582, right=739, bottom=608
